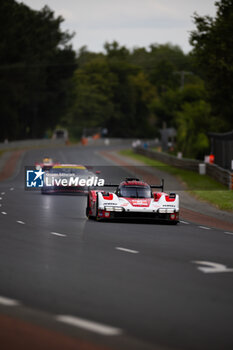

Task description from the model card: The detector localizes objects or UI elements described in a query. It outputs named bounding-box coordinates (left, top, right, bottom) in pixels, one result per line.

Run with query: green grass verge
left=119, top=149, right=233, bottom=212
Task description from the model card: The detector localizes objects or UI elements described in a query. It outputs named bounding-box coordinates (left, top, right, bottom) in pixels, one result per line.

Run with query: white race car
left=86, top=178, right=179, bottom=224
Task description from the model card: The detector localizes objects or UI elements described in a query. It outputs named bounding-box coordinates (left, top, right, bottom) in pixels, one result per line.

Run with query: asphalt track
left=0, top=144, right=233, bottom=350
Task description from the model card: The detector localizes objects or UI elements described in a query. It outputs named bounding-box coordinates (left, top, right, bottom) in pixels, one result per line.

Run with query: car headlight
left=104, top=206, right=123, bottom=212
left=158, top=208, right=175, bottom=213
left=105, top=206, right=114, bottom=211
left=114, top=207, right=123, bottom=212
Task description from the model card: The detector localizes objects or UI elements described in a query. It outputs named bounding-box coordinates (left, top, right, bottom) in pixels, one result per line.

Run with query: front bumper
left=97, top=209, right=179, bottom=222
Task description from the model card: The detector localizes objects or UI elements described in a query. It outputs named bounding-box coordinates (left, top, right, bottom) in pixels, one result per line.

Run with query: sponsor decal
left=104, top=202, right=118, bottom=205
left=121, top=202, right=129, bottom=206
left=126, top=198, right=151, bottom=207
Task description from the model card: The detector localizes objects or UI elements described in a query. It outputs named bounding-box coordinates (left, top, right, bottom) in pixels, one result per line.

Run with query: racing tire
left=95, top=195, right=101, bottom=221
left=169, top=220, right=179, bottom=225
left=86, top=195, right=92, bottom=219
left=86, top=207, right=90, bottom=218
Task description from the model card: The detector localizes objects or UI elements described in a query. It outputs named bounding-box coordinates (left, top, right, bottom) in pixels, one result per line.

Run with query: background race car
left=41, top=164, right=98, bottom=194
left=86, top=178, right=179, bottom=224
left=35, top=157, right=59, bottom=171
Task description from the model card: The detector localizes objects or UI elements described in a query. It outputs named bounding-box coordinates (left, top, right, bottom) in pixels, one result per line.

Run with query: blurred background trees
left=0, top=0, right=76, bottom=141
left=65, top=42, right=195, bottom=140
left=190, top=0, right=233, bottom=132
left=0, top=0, right=232, bottom=159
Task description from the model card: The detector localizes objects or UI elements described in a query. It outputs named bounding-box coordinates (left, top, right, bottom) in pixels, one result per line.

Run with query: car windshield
left=119, top=186, right=151, bottom=198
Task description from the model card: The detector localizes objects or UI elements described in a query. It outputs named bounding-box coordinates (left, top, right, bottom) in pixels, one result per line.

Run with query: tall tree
left=175, top=100, right=212, bottom=159
left=0, top=0, right=76, bottom=141
left=190, top=0, right=233, bottom=130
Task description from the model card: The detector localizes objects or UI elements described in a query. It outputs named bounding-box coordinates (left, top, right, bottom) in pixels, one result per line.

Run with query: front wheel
left=86, top=195, right=93, bottom=219
left=86, top=207, right=90, bottom=218
left=95, top=195, right=101, bottom=221
left=169, top=220, right=179, bottom=225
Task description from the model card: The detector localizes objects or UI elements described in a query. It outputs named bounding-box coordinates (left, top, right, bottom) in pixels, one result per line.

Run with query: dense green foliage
left=65, top=42, right=196, bottom=140
left=64, top=0, right=233, bottom=158
left=190, top=0, right=233, bottom=131
left=0, top=0, right=76, bottom=141
left=1, top=0, right=231, bottom=160
left=64, top=41, right=214, bottom=159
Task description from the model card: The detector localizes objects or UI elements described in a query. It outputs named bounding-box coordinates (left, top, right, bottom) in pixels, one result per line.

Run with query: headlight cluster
left=158, top=208, right=175, bottom=213
left=104, top=206, right=123, bottom=212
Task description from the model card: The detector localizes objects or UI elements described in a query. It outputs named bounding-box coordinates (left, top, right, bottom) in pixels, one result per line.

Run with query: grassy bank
left=119, top=149, right=233, bottom=212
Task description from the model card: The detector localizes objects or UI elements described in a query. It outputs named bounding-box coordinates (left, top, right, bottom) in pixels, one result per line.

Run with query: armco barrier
left=206, top=163, right=233, bottom=189
left=0, top=138, right=65, bottom=150
left=135, top=147, right=200, bottom=171
left=83, top=137, right=155, bottom=147
left=135, top=147, right=232, bottom=189
left=0, top=137, right=140, bottom=150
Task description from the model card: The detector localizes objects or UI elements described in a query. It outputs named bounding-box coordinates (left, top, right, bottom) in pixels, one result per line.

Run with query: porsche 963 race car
left=86, top=178, right=179, bottom=224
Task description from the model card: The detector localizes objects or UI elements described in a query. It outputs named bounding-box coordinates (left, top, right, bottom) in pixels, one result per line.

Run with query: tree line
left=0, top=0, right=232, bottom=159
left=63, top=0, right=233, bottom=158
left=0, top=0, right=76, bottom=141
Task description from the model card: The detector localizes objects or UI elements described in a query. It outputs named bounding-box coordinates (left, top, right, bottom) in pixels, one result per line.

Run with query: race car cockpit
left=117, top=185, right=152, bottom=198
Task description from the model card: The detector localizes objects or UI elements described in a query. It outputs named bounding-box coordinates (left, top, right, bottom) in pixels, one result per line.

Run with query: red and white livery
left=86, top=178, right=179, bottom=224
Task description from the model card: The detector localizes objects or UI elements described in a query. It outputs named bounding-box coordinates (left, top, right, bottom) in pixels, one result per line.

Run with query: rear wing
left=150, top=179, right=164, bottom=192
left=103, top=177, right=139, bottom=187
left=98, top=179, right=164, bottom=192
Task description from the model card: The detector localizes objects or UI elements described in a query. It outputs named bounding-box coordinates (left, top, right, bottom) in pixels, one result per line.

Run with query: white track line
left=1, top=192, right=5, bottom=195
left=56, top=315, right=122, bottom=335
left=225, top=232, right=233, bottom=236
left=115, top=247, right=139, bottom=254
left=199, top=226, right=211, bottom=230
left=50, top=232, right=67, bottom=237
left=1, top=211, right=7, bottom=215
left=0, top=296, right=19, bottom=306
left=10, top=188, right=14, bottom=191
left=17, top=221, right=25, bottom=225
left=0, top=197, right=2, bottom=200
left=193, top=261, right=233, bottom=274
left=180, top=220, right=189, bottom=224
